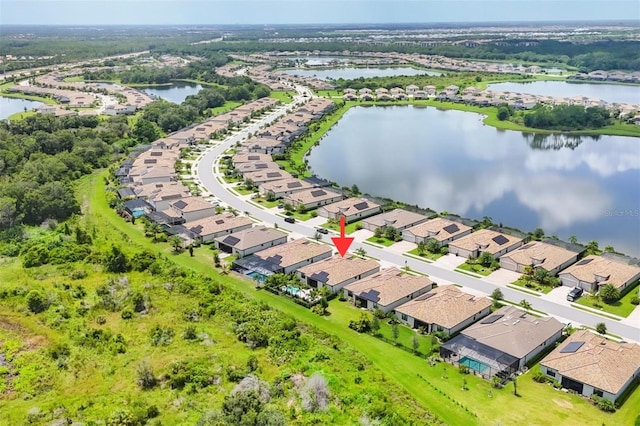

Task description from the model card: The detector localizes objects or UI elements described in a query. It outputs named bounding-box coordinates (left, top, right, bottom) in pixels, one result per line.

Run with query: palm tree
left=568, top=235, right=578, bottom=244
left=416, top=241, right=427, bottom=256
left=519, top=299, right=532, bottom=311
left=168, top=235, right=183, bottom=252
left=149, top=223, right=163, bottom=242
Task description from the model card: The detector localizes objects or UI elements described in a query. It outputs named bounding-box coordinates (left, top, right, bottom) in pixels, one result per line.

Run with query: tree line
left=523, top=105, right=612, bottom=131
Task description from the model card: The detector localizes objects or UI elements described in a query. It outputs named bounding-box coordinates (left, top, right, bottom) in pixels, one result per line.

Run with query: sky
left=0, top=0, right=638, bottom=26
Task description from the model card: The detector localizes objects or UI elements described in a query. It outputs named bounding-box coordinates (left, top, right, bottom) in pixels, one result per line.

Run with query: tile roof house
left=500, top=241, right=580, bottom=275
left=167, top=197, right=217, bottom=222
left=184, top=213, right=254, bottom=243
left=236, top=161, right=282, bottom=175
left=243, top=169, right=293, bottom=185
left=540, top=329, right=640, bottom=402
left=558, top=255, right=640, bottom=293
left=258, top=178, right=315, bottom=199
left=214, top=226, right=288, bottom=258
left=135, top=182, right=190, bottom=211
left=403, top=217, right=473, bottom=246
left=296, top=255, right=381, bottom=293
left=441, top=306, right=564, bottom=377
left=395, top=285, right=492, bottom=335
left=344, top=268, right=433, bottom=313
left=448, top=229, right=525, bottom=259
left=232, top=153, right=273, bottom=166
left=283, top=187, right=344, bottom=210
left=318, top=198, right=383, bottom=223
left=234, top=238, right=333, bottom=275
left=361, top=209, right=429, bottom=232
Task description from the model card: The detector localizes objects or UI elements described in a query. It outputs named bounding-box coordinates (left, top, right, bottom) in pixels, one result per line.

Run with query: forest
left=522, top=105, right=613, bottom=131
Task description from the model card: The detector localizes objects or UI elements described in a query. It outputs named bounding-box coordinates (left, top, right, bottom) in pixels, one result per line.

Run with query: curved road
left=196, top=87, right=640, bottom=343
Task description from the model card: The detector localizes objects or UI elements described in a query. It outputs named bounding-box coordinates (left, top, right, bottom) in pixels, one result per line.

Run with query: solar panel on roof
left=265, top=254, right=283, bottom=265
left=256, top=163, right=268, bottom=169
left=288, top=182, right=302, bottom=188
left=560, top=341, right=585, bottom=353
left=173, top=200, right=187, bottom=209
left=576, top=258, right=593, bottom=266
left=520, top=243, right=535, bottom=250
left=215, top=219, right=225, bottom=225
left=222, top=236, right=240, bottom=246
left=492, top=235, right=509, bottom=245
left=353, top=201, right=369, bottom=211
left=248, top=155, right=259, bottom=160
left=480, top=314, right=503, bottom=324
left=190, top=225, right=203, bottom=234
left=310, top=189, right=326, bottom=197
left=443, top=223, right=459, bottom=234
left=266, top=172, right=280, bottom=178
left=360, top=289, right=381, bottom=302
left=150, top=151, right=162, bottom=157
left=310, top=271, right=330, bottom=282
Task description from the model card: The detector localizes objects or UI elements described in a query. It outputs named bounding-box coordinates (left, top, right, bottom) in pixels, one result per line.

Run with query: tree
left=599, top=284, right=620, bottom=304
left=416, top=241, right=427, bottom=256
left=136, top=361, right=157, bottom=389
left=477, top=251, right=494, bottom=267
left=148, top=222, right=163, bottom=242
left=132, top=119, right=159, bottom=144
left=384, top=226, right=400, bottom=242
left=169, top=236, right=184, bottom=252
left=531, top=227, right=545, bottom=240
left=412, top=335, right=419, bottom=354
left=26, top=290, right=47, bottom=313
left=350, top=184, right=360, bottom=195
left=425, top=238, right=440, bottom=254
left=533, top=268, right=551, bottom=286
left=586, top=240, right=600, bottom=255
left=568, top=235, right=578, bottom=244
left=300, top=373, right=331, bottom=413
left=596, top=322, right=607, bottom=335
left=213, top=252, right=221, bottom=268
left=355, top=247, right=367, bottom=257
left=374, top=227, right=384, bottom=239
left=604, top=245, right=616, bottom=253
left=491, top=288, right=504, bottom=301
left=512, top=376, right=518, bottom=396
left=391, top=322, right=400, bottom=344
left=519, top=299, right=532, bottom=311
left=497, top=106, right=510, bottom=121
left=104, top=245, right=128, bottom=273
left=371, top=316, right=381, bottom=336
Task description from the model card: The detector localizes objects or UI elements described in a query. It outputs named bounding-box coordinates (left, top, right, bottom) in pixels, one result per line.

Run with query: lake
left=140, top=82, right=203, bottom=104
left=308, top=106, right=640, bottom=256
left=0, top=97, right=43, bottom=120
left=281, top=67, right=443, bottom=80
left=487, top=81, right=640, bottom=105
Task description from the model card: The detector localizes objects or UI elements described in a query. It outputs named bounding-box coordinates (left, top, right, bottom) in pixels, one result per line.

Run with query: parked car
left=567, top=287, right=584, bottom=302
left=284, top=217, right=296, bottom=224
left=316, top=227, right=329, bottom=234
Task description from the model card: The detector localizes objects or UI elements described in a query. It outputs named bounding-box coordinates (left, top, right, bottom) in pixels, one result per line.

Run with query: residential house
left=283, top=187, right=344, bottom=210
left=540, top=330, right=640, bottom=402
left=233, top=238, right=333, bottom=275
left=403, top=217, right=472, bottom=246
left=258, top=178, right=315, bottom=199
left=236, top=161, right=281, bottom=175
left=558, top=255, right=640, bottom=293
left=441, top=306, right=564, bottom=378
left=395, top=285, right=492, bottom=335
left=243, top=169, right=293, bottom=186
left=361, top=209, right=429, bottom=233
left=499, top=241, right=580, bottom=275
left=296, top=255, right=380, bottom=293
left=167, top=197, right=217, bottom=222
left=406, top=85, right=419, bottom=96
left=232, top=153, right=273, bottom=166
left=343, top=268, right=433, bottom=313
left=448, top=229, right=525, bottom=259
left=214, top=225, right=288, bottom=258
left=318, top=198, right=382, bottom=223
left=184, top=213, right=254, bottom=243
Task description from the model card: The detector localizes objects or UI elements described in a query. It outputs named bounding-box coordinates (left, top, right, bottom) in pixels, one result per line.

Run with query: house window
left=546, top=370, right=556, bottom=378
left=401, top=314, right=407, bottom=321
left=593, top=389, right=603, bottom=397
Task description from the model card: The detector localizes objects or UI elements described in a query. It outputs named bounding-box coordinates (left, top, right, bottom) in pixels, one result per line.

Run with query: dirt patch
left=553, top=398, right=574, bottom=409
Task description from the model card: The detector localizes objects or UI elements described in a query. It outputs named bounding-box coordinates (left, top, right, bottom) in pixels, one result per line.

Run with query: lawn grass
left=317, top=90, right=343, bottom=98
left=321, top=219, right=362, bottom=235
left=251, top=196, right=280, bottom=209
left=209, top=100, right=242, bottom=116
left=69, top=170, right=640, bottom=426
left=7, top=111, right=38, bottom=121
left=269, top=91, right=296, bottom=103
left=284, top=209, right=318, bottom=222
left=234, top=185, right=256, bottom=196
left=407, top=247, right=443, bottom=261
left=511, top=279, right=554, bottom=294
left=456, top=262, right=496, bottom=276
left=63, top=75, right=85, bottom=82
left=575, top=284, right=639, bottom=318
left=365, top=236, right=396, bottom=247
left=0, top=89, right=58, bottom=105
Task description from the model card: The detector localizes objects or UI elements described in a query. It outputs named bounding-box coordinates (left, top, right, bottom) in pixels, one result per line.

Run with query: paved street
left=195, top=86, right=640, bottom=343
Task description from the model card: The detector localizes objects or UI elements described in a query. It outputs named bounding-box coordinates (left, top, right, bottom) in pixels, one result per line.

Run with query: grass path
left=81, top=171, right=640, bottom=426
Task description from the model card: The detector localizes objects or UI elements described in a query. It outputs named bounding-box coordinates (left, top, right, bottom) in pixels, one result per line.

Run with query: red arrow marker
left=331, top=216, right=354, bottom=257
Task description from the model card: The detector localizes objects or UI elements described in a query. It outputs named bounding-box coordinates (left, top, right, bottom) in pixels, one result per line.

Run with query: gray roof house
left=214, top=226, right=288, bottom=258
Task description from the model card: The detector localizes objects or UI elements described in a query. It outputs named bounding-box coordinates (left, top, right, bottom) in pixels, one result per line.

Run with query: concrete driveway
left=484, top=269, right=522, bottom=287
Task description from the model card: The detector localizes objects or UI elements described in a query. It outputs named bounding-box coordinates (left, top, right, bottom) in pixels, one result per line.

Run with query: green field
left=575, top=284, right=640, bottom=318
left=269, top=91, right=296, bottom=104
left=407, top=247, right=443, bottom=261
left=321, top=219, right=362, bottom=235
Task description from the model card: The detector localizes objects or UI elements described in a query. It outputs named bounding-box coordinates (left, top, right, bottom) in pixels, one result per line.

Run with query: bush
left=593, top=396, right=616, bottom=412
left=136, top=361, right=157, bottom=390
left=458, top=365, right=470, bottom=374
left=26, top=290, right=47, bottom=313
left=150, top=324, right=174, bottom=346
left=599, top=284, right=620, bottom=304
left=532, top=372, right=548, bottom=383
left=121, top=309, right=133, bottom=320
left=183, top=325, right=198, bottom=340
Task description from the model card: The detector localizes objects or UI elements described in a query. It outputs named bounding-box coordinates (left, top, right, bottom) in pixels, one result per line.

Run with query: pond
left=0, top=97, right=43, bottom=120
left=487, top=81, right=640, bottom=105
left=281, top=67, right=443, bottom=80
left=140, top=82, right=203, bottom=104
left=307, top=105, right=640, bottom=256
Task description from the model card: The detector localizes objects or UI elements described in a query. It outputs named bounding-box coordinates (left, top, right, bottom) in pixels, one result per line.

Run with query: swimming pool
left=285, top=285, right=301, bottom=296
left=247, top=271, right=266, bottom=283
left=459, top=356, right=490, bottom=373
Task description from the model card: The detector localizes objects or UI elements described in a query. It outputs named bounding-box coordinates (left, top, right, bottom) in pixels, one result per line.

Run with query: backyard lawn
left=321, top=219, right=362, bottom=234
left=407, top=246, right=443, bottom=261
left=285, top=209, right=318, bottom=221
left=82, top=171, right=640, bottom=426
left=251, top=196, right=280, bottom=209
left=511, top=279, right=554, bottom=294
left=269, top=91, right=296, bottom=103
left=456, top=262, right=496, bottom=276
left=575, top=284, right=640, bottom=318
left=366, top=236, right=397, bottom=247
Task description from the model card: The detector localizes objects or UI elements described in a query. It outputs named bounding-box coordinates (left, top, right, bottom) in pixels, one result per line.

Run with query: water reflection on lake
left=487, top=81, right=640, bottom=105
left=140, top=82, right=203, bottom=104
left=0, top=97, right=43, bottom=120
left=281, top=67, right=442, bottom=80
left=307, top=105, right=640, bottom=256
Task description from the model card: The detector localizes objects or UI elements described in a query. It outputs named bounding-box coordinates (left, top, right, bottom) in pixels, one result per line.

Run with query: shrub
left=150, top=324, right=174, bottom=346
left=183, top=325, right=198, bottom=340
left=458, top=365, right=470, bottom=374
left=532, top=372, right=548, bottom=383
left=136, top=361, right=157, bottom=390
left=593, top=396, right=616, bottom=412
left=300, top=373, right=331, bottom=413
left=599, top=284, right=621, bottom=304
left=96, top=315, right=107, bottom=325
left=121, top=309, right=133, bottom=320
left=26, top=290, right=47, bottom=313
